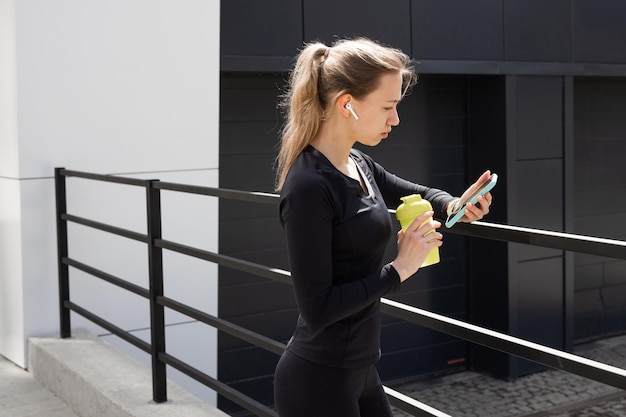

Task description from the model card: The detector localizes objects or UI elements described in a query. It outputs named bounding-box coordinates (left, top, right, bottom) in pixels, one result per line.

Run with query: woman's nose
left=388, top=109, right=400, bottom=126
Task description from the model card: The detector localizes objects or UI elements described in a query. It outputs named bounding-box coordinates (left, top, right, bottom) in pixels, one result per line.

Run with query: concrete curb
left=28, top=332, right=230, bottom=417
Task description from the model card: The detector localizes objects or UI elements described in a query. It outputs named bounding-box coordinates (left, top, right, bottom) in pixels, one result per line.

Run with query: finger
left=396, top=229, right=405, bottom=244
left=405, top=211, right=434, bottom=233
left=477, top=170, right=491, bottom=182
left=416, top=219, right=441, bottom=236
left=426, top=232, right=443, bottom=244
left=460, top=171, right=491, bottom=201
left=480, top=192, right=493, bottom=205
left=464, top=203, right=482, bottom=220
left=475, top=195, right=491, bottom=212
left=471, top=201, right=490, bottom=219
left=472, top=170, right=491, bottom=189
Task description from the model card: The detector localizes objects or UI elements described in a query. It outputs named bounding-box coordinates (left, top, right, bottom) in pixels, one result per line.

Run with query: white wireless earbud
left=345, top=103, right=359, bottom=120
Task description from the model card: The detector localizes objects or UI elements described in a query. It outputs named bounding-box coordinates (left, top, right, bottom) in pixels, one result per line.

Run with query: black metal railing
left=55, top=167, right=626, bottom=417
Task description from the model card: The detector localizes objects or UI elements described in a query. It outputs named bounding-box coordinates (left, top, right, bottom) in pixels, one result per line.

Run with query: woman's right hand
left=391, top=211, right=443, bottom=282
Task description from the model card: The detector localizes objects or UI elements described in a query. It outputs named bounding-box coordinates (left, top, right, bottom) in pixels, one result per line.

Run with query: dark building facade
left=219, top=1, right=626, bottom=414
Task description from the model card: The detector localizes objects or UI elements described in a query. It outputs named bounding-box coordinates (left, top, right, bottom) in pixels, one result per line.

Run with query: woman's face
left=350, top=72, right=403, bottom=147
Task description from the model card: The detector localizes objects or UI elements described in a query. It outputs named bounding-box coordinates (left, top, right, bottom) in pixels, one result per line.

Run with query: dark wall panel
left=515, top=160, right=564, bottom=262
left=466, top=77, right=509, bottom=332
left=573, top=0, right=626, bottom=64
left=216, top=2, right=626, bottom=411
left=466, top=76, right=511, bottom=379
left=504, top=0, right=572, bottom=62
left=379, top=341, right=467, bottom=382
left=512, top=77, right=564, bottom=264
left=511, top=77, right=565, bottom=375
left=220, top=281, right=294, bottom=318
left=517, top=258, right=564, bottom=347
left=219, top=310, right=296, bottom=351
left=515, top=77, right=564, bottom=160
left=220, top=0, right=302, bottom=56
left=515, top=160, right=563, bottom=229
left=221, top=0, right=626, bottom=73
left=574, top=288, right=603, bottom=339
left=467, top=76, right=568, bottom=379
left=219, top=74, right=291, bottom=414
left=412, top=0, right=503, bottom=61
left=573, top=78, right=626, bottom=342
left=303, top=0, right=411, bottom=52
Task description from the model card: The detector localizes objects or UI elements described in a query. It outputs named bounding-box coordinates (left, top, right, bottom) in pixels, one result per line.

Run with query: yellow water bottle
left=396, top=194, right=440, bottom=267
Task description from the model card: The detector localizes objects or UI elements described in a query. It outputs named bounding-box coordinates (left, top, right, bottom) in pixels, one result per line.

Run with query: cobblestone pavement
left=391, top=334, right=626, bottom=417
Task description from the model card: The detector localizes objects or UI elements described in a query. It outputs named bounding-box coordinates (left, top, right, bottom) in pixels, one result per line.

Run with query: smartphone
left=445, top=173, right=497, bottom=228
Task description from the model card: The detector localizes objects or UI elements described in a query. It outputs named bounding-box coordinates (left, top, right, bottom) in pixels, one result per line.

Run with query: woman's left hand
left=460, top=170, right=493, bottom=223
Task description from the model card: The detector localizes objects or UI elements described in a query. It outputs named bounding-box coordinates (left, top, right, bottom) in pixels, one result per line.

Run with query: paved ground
left=392, top=334, right=626, bottom=417
left=0, top=355, right=78, bottom=417
left=2, top=334, right=625, bottom=417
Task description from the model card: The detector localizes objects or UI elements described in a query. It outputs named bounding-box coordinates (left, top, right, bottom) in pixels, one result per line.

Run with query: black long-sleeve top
left=279, top=145, right=454, bottom=368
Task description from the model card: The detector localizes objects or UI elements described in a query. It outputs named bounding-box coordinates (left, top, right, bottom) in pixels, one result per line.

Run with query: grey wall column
left=467, top=75, right=569, bottom=379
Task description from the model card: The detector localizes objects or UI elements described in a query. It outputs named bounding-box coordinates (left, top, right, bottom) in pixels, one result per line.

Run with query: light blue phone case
left=445, top=173, right=497, bottom=228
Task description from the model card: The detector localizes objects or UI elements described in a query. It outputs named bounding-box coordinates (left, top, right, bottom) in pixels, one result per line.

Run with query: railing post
left=55, top=168, right=71, bottom=338
left=147, top=179, right=167, bottom=402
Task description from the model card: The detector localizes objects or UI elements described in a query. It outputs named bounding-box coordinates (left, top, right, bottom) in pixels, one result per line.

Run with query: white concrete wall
left=0, top=0, right=23, bottom=366
left=0, top=0, right=220, bottom=406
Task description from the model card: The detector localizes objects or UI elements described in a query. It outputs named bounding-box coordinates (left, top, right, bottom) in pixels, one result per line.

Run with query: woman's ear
left=337, top=94, right=354, bottom=119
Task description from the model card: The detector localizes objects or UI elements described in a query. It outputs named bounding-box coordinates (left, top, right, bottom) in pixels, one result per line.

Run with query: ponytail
left=275, top=43, right=328, bottom=191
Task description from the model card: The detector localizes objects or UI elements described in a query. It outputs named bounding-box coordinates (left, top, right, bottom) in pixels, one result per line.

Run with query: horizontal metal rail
left=158, top=295, right=286, bottom=356
left=449, top=220, right=626, bottom=260
left=155, top=239, right=626, bottom=392
left=56, top=170, right=626, bottom=417
left=59, top=168, right=148, bottom=187
left=153, top=238, right=626, bottom=392
left=384, top=387, right=452, bottom=417
left=160, top=352, right=278, bottom=417
left=64, top=300, right=151, bottom=354
left=155, top=181, right=280, bottom=205
left=62, top=213, right=148, bottom=243
left=156, top=238, right=292, bottom=285
left=154, top=182, right=626, bottom=261
left=380, top=298, right=626, bottom=390
left=64, top=257, right=150, bottom=298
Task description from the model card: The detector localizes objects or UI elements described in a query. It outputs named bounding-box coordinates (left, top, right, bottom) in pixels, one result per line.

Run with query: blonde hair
left=274, top=37, right=417, bottom=191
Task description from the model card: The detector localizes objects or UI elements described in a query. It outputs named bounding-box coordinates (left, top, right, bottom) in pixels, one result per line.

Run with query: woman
left=274, top=37, right=492, bottom=417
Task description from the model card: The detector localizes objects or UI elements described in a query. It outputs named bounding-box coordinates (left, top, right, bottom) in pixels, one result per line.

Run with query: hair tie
left=320, top=47, right=331, bottom=65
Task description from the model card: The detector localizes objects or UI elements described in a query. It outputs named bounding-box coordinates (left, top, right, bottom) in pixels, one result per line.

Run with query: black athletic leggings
left=274, top=350, right=393, bottom=417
